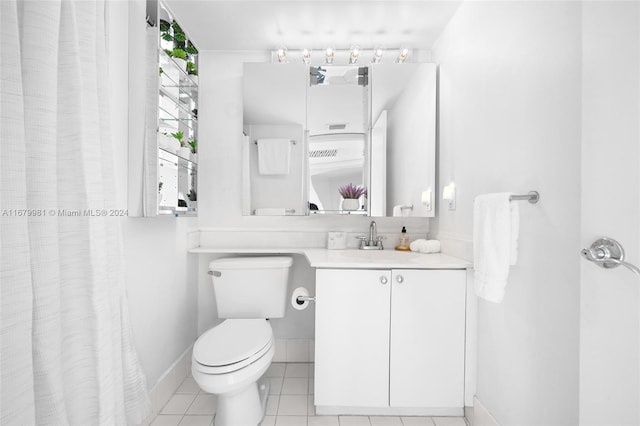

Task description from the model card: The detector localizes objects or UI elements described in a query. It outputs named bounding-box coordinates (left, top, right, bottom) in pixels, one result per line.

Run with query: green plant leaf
left=187, top=41, right=198, bottom=55
left=171, top=20, right=184, bottom=35
left=172, top=48, right=187, bottom=59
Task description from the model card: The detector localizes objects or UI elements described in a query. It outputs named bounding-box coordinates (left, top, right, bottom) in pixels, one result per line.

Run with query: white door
left=389, top=269, right=466, bottom=408
left=315, top=269, right=391, bottom=408
left=580, top=3, right=640, bottom=424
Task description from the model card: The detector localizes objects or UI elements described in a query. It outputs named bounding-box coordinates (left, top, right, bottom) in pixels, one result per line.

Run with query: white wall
left=108, top=1, right=198, bottom=387
left=432, top=2, right=581, bottom=424
left=580, top=3, right=640, bottom=424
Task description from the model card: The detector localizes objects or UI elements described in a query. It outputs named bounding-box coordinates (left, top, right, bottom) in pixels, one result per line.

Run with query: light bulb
left=396, top=48, right=409, bottom=63
left=349, top=47, right=360, bottom=64
left=277, top=48, right=287, bottom=63
left=372, top=48, right=383, bottom=64
left=325, top=47, right=334, bottom=64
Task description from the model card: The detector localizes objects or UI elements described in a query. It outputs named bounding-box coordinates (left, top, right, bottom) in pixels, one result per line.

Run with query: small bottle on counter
left=395, top=226, right=411, bottom=251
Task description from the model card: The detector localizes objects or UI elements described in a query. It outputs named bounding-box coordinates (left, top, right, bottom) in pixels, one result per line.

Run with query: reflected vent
left=309, top=149, right=338, bottom=158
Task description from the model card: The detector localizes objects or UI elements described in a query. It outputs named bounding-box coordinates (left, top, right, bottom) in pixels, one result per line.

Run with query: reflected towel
left=392, top=205, right=410, bottom=217
left=473, top=193, right=519, bottom=303
left=409, top=239, right=441, bottom=254
left=257, top=138, right=291, bottom=175
left=255, top=208, right=286, bottom=216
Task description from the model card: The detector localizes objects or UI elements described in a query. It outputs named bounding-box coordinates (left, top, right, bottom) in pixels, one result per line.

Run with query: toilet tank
left=209, top=256, right=293, bottom=319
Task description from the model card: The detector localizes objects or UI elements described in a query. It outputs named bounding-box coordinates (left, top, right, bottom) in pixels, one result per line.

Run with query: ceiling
left=164, top=0, right=463, bottom=52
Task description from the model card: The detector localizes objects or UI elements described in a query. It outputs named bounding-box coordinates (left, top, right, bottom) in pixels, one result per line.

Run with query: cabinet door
left=315, top=269, right=391, bottom=407
left=390, top=269, right=466, bottom=408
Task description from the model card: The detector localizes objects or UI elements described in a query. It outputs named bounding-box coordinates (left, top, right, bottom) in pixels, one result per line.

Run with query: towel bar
left=254, top=140, right=296, bottom=145
left=252, top=209, right=296, bottom=215
left=509, top=191, right=539, bottom=204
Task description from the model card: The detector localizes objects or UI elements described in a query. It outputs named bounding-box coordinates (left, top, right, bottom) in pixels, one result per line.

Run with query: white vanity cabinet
left=314, top=268, right=466, bottom=415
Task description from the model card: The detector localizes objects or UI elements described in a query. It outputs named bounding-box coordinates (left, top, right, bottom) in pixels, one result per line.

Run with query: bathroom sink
left=303, top=249, right=471, bottom=269
left=333, top=249, right=424, bottom=263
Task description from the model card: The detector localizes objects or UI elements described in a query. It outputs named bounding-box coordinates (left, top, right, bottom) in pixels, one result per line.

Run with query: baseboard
left=316, top=406, right=463, bottom=416
left=472, top=396, right=500, bottom=426
left=142, top=345, right=194, bottom=424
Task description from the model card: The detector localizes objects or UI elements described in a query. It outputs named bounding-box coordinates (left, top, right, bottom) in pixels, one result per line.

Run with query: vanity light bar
left=271, top=48, right=411, bottom=65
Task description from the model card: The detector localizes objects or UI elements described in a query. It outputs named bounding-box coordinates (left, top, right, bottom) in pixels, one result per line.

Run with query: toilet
left=192, top=256, right=293, bottom=426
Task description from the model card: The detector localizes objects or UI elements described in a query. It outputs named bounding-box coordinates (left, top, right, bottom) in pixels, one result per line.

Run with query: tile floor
left=149, top=363, right=469, bottom=426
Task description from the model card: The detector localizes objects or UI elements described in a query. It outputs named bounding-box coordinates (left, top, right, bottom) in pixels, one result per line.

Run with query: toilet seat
left=193, top=319, right=273, bottom=375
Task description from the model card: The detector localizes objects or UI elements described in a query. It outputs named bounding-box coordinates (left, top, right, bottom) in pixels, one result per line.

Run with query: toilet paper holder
left=296, top=295, right=316, bottom=305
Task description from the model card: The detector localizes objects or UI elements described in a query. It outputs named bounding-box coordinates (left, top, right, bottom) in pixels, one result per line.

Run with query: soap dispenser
left=395, top=226, right=411, bottom=251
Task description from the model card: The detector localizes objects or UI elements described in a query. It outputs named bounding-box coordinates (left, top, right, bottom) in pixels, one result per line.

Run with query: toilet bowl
left=192, top=319, right=275, bottom=426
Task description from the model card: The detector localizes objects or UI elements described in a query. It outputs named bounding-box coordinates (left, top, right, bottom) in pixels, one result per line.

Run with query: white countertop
left=189, top=247, right=471, bottom=270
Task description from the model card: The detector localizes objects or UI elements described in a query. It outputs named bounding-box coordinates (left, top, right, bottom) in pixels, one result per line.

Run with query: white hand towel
left=392, top=205, right=411, bottom=217
left=409, top=239, right=441, bottom=254
left=473, top=193, right=520, bottom=303
left=257, top=138, right=291, bottom=175
left=255, top=208, right=286, bottom=216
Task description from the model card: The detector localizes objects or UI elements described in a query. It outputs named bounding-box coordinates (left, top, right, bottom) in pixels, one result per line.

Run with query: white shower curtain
left=0, top=0, right=149, bottom=424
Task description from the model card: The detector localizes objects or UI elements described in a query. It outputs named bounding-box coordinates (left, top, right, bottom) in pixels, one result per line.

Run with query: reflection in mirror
left=242, top=63, right=307, bottom=216
left=308, top=133, right=366, bottom=214
left=370, top=63, right=437, bottom=217
left=241, top=62, right=436, bottom=217
left=307, top=66, right=369, bottom=215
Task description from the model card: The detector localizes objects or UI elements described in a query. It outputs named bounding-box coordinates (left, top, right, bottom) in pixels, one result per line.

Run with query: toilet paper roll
left=291, top=287, right=310, bottom=310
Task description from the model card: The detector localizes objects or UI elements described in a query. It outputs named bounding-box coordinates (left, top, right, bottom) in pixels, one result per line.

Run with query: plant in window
left=188, top=139, right=197, bottom=154
left=186, top=61, right=198, bottom=76
left=186, top=40, right=198, bottom=56
left=172, top=48, right=187, bottom=60
left=171, top=21, right=186, bottom=50
left=171, top=131, right=185, bottom=147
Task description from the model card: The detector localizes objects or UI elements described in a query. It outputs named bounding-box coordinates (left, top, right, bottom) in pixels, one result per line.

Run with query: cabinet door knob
left=396, top=275, right=404, bottom=283
left=380, top=276, right=388, bottom=285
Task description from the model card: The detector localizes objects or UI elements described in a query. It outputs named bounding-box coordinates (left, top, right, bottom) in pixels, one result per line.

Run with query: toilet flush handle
left=208, top=270, right=222, bottom=277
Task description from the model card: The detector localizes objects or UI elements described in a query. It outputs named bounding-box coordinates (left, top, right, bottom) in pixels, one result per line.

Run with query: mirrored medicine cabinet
left=242, top=62, right=436, bottom=218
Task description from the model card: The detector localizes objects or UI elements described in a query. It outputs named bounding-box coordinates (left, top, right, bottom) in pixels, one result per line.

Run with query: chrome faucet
left=369, top=220, right=377, bottom=244
left=356, top=220, right=385, bottom=250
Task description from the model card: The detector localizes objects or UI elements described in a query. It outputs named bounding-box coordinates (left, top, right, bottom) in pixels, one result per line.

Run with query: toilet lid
left=193, top=319, right=272, bottom=368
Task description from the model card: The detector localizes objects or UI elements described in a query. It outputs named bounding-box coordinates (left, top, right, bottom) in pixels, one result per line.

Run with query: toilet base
left=258, top=378, right=270, bottom=417
left=214, top=379, right=270, bottom=426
